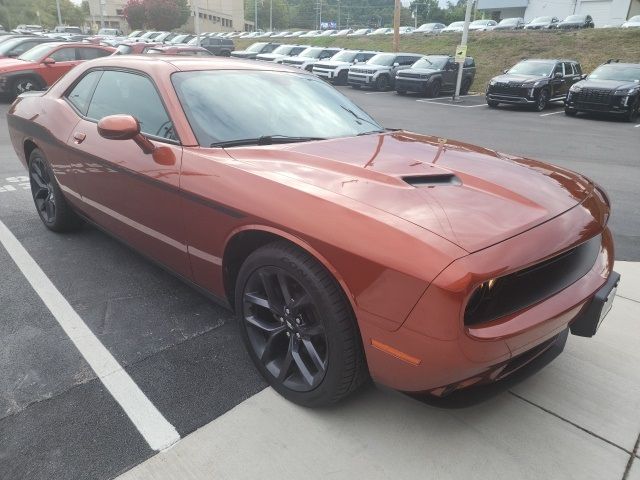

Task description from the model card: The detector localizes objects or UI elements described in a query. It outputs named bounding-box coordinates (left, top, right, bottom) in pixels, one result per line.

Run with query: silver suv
left=312, top=50, right=378, bottom=85
left=348, top=52, right=424, bottom=91
left=281, top=47, right=342, bottom=71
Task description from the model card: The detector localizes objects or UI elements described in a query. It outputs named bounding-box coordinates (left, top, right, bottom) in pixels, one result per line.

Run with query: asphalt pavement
left=0, top=89, right=638, bottom=480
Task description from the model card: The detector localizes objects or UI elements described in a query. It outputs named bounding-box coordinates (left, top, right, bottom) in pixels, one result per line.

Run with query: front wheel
left=28, top=148, right=83, bottom=232
left=564, top=108, right=577, bottom=117
left=625, top=99, right=639, bottom=122
left=11, top=76, right=42, bottom=98
left=427, top=80, right=441, bottom=98
left=487, top=99, right=499, bottom=108
left=460, top=78, right=472, bottom=95
left=374, top=75, right=390, bottom=91
left=534, top=89, right=549, bottom=112
left=336, top=70, right=348, bottom=86
left=236, top=241, right=368, bottom=407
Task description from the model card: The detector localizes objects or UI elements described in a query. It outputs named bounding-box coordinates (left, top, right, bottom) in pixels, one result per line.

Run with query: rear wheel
left=235, top=241, right=368, bottom=407
left=28, top=148, right=83, bottom=232
left=11, top=76, right=43, bottom=98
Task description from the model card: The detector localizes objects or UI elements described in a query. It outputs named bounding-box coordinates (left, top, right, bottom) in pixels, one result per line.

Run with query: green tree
left=143, top=0, right=189, bottom=30
left=410, top=0, right=446, bottom=25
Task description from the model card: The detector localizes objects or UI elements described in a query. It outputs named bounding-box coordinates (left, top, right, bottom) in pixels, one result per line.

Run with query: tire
left=28, top=148, right=83, bottom=232
left=460, top=78, right=472, bottom=95
left=427, top=79, right=441, bottom=98
left=625, top=99, right=639, bottom=123
left=336, top=70, right=348, bottom=86
left=235, top=241, right=368, bottom=407
left=396, top=89, right=407, bottom=95
left=564, top=108, right=577, bottom=117
left=534, top=89, right=549, bottom=112
left=350, top=84, right=361, bottom=89
left=374, top=75, right=390, bottom=91
left=11, top=76, right=43, bottom=98
left=487, top=100, right=499, bottom=108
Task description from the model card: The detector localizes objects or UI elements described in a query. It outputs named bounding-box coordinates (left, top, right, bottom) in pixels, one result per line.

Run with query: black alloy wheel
left=337, top=70, right=348, bottom=85
left=375, top=75, right=389, bottom=91
left=28, top=149, right=82, bottom=232
left=428, top=79, right=441, bottom=98
left=626, top=99, right=639, bottom=122
left=487, top=99, right=499, bottom=108
left=535, top=89, right=549, bottom=111
left=242, top=265, right=328, bottom=392
left=564, top=107, right=577, bottom=117
left=236, top=241, right=368, bottom=407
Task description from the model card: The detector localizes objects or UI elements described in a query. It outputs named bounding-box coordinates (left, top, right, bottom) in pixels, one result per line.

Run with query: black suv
left=486, top=59, right=583, bottom=111
left=231, top=42, right=281, bottom=59
left=557, top=14, right=594, bottom=29
left=395, top=55, right=476, bottom=97
left=200, top=36, right=234, bottom=56
left=565, top=61, right=640, bottom=122
left=348, top=52, right=423, bottom=91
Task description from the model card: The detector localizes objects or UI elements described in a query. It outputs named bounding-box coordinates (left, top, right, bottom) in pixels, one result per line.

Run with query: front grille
left=283, top=59, right=303, bottom=65
left=398, top=72, right=421, bottom=79
left=573, top=88, right=612, bottom=105
left=464, top=234, right=601, bottom=325
left=314, top=63, right=333, bottom=70
left=490, top=83, right=528, bottom=96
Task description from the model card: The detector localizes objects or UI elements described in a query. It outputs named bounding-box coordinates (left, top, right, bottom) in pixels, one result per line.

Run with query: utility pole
left=338, top=0, right=340, bottom=29
left=55, top=0, right=62, bottom=26
left=270, top=0, right=273, bottom=31
left=319, top=0, right=322, bottom=30
left=255, top=0, right=258, bottom=31
left=392, top=0, right=400, bottom=52
left=414, top=3, right=417, bottom=28
left=195, top=0, right=200, bottom=45
left=453, top=0, right=474, bottom=102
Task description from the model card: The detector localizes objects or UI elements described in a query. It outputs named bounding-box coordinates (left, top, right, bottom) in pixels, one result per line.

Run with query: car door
left=562, top=62, right=580, bottom=91
left=39, top=46, right=82, bottom=85
left=442, top=58, right=458, bottom=88
left=549, top=62, right=565, bottom=98
left=65, top=69, right=191, bottom=277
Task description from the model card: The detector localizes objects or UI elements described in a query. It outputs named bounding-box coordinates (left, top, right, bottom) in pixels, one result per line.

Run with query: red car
left=7, top=56, right=619, bottom=407
left=113, top=42, right=160, bottom=55
left=0, top=42, right=113, bottom=98
left=145, top=45, right=213, bottom=56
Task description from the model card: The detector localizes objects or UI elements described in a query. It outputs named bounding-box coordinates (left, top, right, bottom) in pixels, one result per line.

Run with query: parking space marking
left=364, top=91, right=391, bottom=95
left=416, top=99, right=486, bottom=108
left=540, top=111, right=564, bottom=117
left=0, top=219, right=180, bottom=451
left=634, top=124, right=640, bottom=128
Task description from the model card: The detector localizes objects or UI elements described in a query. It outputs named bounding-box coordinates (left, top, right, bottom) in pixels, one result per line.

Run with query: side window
left=573, top=63, right=582, bottom=75
left=50, top=47, right=77, bottom=62
left=320, top=50, right=334, bottom=59
left=563, top=62, right=574, bottom=75
left=553, top=63, right=563, bottom=75
left=406, top=56, right=421, bottom=65
left=86, top=70, right=176, bottom=141
left=355, top=53, right=369, bottom=62
left=66, top=70, right=103, bottom=115
left=11, top=41, right=38, bottom=56
left=78, top=48, right=110, bottom=60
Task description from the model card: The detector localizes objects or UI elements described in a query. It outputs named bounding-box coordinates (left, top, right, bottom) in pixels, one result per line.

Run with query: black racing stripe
left=8, top=115, right=246, bottom=219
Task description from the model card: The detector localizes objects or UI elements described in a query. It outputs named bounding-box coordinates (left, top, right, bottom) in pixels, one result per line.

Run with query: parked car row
left=486, top=58, right=640, bottom=121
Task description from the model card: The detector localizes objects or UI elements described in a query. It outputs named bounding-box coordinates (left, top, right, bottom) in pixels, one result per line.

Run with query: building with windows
left=476, top=0, right=640, bottom=26
left=86, top=0, right=246, bottom=34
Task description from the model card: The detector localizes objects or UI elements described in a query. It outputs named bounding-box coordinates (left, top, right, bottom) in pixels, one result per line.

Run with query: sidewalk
left=118, top=261, right=640, bottom=480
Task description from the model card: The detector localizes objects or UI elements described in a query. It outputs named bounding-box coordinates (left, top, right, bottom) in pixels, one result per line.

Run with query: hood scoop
left=402, top=174, right=461, bottom=187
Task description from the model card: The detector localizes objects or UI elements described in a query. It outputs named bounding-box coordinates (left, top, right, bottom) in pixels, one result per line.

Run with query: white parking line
left=540, top=111, right=564, bottom=117
left=0, top=219, right=180, bottom=452
left=416, top=99, right=486, bottom=108
left=364, top=91, right=391, bottom=95
left=634, top=124, right=640, bottom=128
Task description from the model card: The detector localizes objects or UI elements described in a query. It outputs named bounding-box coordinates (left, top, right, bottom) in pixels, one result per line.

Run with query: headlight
left=489, top=79, right=497, bottom=85
left=613, top=88, right=634, bottom=96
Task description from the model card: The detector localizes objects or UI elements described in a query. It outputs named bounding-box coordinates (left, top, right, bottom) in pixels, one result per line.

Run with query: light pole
left=453, top=0, right=474, bottom=102
left=55, top=0, right=63, bottom=26
left=255, top=0, right=258, bottom=31
left=392, top=0, right=400, bottom=52
left=270, top=0, right=273, bottom=31
left=194, top=0, right=200, bottom=45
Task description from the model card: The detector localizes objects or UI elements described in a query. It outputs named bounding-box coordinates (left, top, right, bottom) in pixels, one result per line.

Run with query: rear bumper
left=358, top=194, right=615, bottom=393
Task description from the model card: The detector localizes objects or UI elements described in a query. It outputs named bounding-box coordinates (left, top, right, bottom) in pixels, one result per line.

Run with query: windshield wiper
left=340, top=105, right=382, bottom=130
left=210, top=135, right=325, bottom=148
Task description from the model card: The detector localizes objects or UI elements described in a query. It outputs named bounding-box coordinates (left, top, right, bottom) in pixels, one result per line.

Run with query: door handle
left=73, top=132, right=86, bottom=144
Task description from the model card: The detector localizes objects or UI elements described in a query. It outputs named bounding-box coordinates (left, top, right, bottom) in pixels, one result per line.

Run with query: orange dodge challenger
left=7, top=56, right=619, bottom=407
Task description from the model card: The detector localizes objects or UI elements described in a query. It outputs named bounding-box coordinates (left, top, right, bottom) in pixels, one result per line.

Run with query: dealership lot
left=0, top=87, right=639, bottom=480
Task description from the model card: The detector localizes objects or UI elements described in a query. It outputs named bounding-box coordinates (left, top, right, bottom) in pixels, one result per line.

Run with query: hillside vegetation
left=236, top=29, right=640, bottom=89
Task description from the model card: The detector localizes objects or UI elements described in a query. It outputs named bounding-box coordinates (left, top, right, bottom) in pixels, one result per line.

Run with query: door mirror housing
left=554, top=71, right=563, bottom=78
left=42, top=57, right=56, bottom=65
left=503, top=68, right=508, bottom=74
left=97, top=114, right=155, bottom=154
left=393, top=62, right=400, bottom=67
left=580, top=73, right=587, bottom=80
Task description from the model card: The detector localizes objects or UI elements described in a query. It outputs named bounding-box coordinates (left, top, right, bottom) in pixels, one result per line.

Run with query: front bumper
left=348, top=72, right=375, bottom=86
left=313, top=67, right=337, bottom=80
left=358, top=193, right=615, bottom=394
left=565, top=93, right=635, bottom=115
left=486, top=91, right=536, bottom=105
left=395, top=77, right=428, bottom=93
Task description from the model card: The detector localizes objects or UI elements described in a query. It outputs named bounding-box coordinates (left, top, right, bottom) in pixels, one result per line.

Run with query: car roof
left=522, top=58, right=578, bottom=63
left=600, top=62, right=640, bottom=67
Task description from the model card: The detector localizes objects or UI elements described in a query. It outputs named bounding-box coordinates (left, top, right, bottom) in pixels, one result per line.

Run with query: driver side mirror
left=554, top=72, right=563, bottom=78
left=503, top=69, right=508, bottom=74
left=393, top=62, right=400, bottom=67
left=42, top=57, right=56, bottom=65
left=97, top=114, right=156, bottom=154
left=580, top=73, right=587, bottom=80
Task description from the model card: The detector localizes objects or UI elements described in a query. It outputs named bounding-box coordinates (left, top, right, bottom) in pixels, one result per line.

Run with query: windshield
left=330, top=50, right=357, bottom=62
left=412, top=56, right=448, bottom=70
left=299, top=47, right=322, bottom=58
left=0, top=38, right=28, bottom=54
left=367, top=53, right=395, bottom=66
left=372, top=28, right=388, bottom=34
left=498, top=18, right=519, bottom=25
left=588, top=65, right=640, bottom=82
left=508, top=61, right=554, bottom=76
left=272, top=45, right=294, bottom=54
left=17, top=43, right=53, bottom=61
left=169, top=35, right=187, bottom=43
left=115, top=44, right=132, bottom=55
left=246, top=42, right=267, bottom=52
left=564, top=15, right=584, bottom=22
left=531, top=16, right=551, bottom=23
left=172, top=71, right=382, bottom=146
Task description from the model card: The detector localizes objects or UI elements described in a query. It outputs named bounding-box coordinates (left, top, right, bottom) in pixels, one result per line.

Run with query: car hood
left=402, top=67, right=442, bottom=75
left=231, top=51, right=256, bottom=57
left=577, top=79, right=640, bottom=90
left=225, top=132, right=593, bottom=252
left=352, top=64, right=389, bottom=71
left=491, top=73, right=547, bottom=84
left=314, top=60, right=351, bottom=67
left=0, top=58, right=32, bottom=73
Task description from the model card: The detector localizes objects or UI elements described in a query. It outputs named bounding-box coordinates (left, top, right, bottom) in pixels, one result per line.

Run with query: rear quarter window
left=66, top=70, right=103, bottom=115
